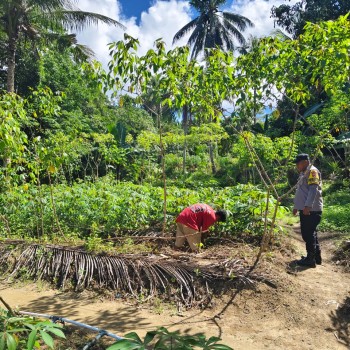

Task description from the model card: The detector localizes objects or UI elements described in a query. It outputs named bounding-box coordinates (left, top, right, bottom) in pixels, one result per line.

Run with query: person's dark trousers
left=299, top=211, right=322, bottom=259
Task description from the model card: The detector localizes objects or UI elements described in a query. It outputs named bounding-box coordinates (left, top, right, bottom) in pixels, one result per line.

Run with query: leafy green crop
left=0, top=178, right=286, bottom=240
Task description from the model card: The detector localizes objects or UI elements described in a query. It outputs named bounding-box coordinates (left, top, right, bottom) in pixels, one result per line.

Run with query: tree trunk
left=37, top=173, right=44, bottom=237
left=253, top=88, right=257, bottom=124
left=182, top=104, right=189, bottom=174
left=7, top=34, right=18, bottom=93
left=209, top=142, right=216, bottom=174
left=157, top=105, right=167, bottom=235
left=48, top=170, right=66, bottom=240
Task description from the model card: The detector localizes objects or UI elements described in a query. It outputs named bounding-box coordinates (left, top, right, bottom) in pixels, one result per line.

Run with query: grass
left=278, top=182, right=350, bottom=234
left=320, top=187, right=350, bottom=233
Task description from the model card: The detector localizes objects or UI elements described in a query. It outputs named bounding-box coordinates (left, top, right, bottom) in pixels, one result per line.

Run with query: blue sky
left=119, top=0, right=152, bottom=20
left=118, top=0, right=198, bottom=23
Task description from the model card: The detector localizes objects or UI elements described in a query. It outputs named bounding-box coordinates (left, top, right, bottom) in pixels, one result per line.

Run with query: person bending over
left=175, top=203, right=227, bottom=252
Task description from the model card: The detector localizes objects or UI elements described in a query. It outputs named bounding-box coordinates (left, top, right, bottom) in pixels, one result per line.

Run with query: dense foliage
left=0, top=7, right=349, bottom=246
left=0, top=179, right=285, bottom=240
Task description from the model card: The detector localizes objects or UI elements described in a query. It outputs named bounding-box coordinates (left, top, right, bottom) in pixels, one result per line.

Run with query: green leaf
left=8, top=317, right=29, bottom=323
left=144, top=331, right=157, bottom=345
left=39, top=331, right=54, bottom=349
left=46, top=327, right=65, bottom=338
left=27, top=330, right=37, bottom=350
left=124, top=332, right=142, bottom=343
left=6, top=334, right=17, bottom=350
left=0, top=334, right=5, bottom=350
left=206, top=336, right=221, bottom=345
left=207, top=345, right=233, bottom=350
left=23, top=323, right=35, bottom=330
left=6, top=328, right=28, bottom=333
left=106, top=339, right=143, bottom=350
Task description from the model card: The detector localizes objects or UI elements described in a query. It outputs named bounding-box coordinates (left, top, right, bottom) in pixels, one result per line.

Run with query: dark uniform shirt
left=294, top=165, right=323, bottom=212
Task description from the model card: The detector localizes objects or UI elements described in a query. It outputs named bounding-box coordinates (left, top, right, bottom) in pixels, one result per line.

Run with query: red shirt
left=176, top=203, right=217, bottom=231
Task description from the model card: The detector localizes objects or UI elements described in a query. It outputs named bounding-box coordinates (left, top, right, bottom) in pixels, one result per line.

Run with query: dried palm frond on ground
left=0, top=243, right=273, bottom=307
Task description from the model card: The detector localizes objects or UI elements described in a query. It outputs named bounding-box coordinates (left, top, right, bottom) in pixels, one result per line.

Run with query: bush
left=320, top=190, right=350, bottom=233
left=319, top=187, right=350, bottom=233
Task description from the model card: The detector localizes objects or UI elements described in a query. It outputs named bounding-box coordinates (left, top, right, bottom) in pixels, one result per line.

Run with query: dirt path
left=1, top=230, right=349, bottom=349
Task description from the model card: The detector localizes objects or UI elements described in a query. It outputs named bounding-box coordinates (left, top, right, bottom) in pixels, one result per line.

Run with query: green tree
left=0, top=0, right=124, bottom=92
left=173, top=0, right=253, bottom=58
left=38, top=49, right=115, bottom=135
left=271, top=0, right=350, bottom=37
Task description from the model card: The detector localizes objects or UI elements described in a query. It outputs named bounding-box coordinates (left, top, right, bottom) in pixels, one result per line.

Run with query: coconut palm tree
left=0, top=0, right=125, bottom=92
left=173, top=0, right=253, bottom=59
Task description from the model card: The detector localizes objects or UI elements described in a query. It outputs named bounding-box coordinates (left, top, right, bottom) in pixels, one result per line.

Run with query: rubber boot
left=297, top=254, right=316, bottom=268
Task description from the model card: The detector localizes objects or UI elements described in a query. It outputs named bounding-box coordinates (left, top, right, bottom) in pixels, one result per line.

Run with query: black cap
left=294, top=153, right=310, bottom=163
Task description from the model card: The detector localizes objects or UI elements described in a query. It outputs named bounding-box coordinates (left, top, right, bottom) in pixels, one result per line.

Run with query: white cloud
left=75, top=0, right=191, bottom=68
left=228, top=0, right=299, bottom=39
left=73, top=0, right=300, bottom=72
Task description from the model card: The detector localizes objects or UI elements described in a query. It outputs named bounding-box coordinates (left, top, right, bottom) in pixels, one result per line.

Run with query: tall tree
left=173, top=0, right=253, bottom=59
left=271, top=0, right=350, bottom=37
left=0, top=0, right=124, bottom=92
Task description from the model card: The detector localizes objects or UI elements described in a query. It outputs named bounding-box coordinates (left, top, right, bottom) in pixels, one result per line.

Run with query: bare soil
left=1, top=228, right=349, bottom=350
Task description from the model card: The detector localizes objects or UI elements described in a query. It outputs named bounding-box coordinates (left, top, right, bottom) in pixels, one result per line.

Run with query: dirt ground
left=1, top=229, right=349, bottom=350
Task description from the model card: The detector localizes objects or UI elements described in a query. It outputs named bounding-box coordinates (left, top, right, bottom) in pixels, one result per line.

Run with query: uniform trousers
left=299, top=211, right=322, bottom=257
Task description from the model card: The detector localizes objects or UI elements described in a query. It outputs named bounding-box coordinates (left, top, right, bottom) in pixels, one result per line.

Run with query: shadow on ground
left=286, top=259, right=316, bottom=273
left=21, top=292, right=150, bottom=335
left=329, top=296, right=350, bottom=348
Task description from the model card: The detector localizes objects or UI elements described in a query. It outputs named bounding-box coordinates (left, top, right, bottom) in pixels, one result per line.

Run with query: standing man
left=175, top=203, right=227, bottom=252
left=293, top=154, right=323, bottom=267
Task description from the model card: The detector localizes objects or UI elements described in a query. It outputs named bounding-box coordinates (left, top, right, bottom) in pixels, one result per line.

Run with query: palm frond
left=43, top=32, right=77, bottom=45
left=190, top=24, right=207, bottom=59
left=187, top=18, right=205, bottom=48
left=211, top=17, right=224, bottom=49
left=220, top=26, right=235, bottom=51
left=54, top=10, right=125, bottom=31
left=71, top=43, right=95, bottom=61
left=29, top=0, right=72, bottom=11
left=222, top=12, right=253, bottom=31
left=0, top=243, right=272, bottom=307
left=173, top=17, right=199, bottom=44
left=223, top=19, right=247, bottom=46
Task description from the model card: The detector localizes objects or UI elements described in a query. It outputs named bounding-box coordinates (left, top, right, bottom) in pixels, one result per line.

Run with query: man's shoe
left=297, top=256, right=316, bottom=268
left=301, top=254, right=322, bottom=265
left=315, top=254, right=322, bottom=265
